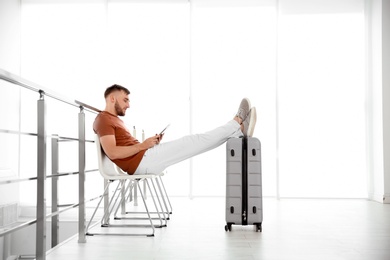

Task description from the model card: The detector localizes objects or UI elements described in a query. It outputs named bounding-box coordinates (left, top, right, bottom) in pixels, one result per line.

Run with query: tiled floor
left=45, top=197, right=390, bottom=260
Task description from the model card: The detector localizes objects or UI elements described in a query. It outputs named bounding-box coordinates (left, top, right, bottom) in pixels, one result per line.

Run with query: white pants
left=134, top=120, right=243, bottom=174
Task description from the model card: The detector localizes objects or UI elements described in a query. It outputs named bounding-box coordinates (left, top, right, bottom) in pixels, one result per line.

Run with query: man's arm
left=99, top=134, right=160, bottom=160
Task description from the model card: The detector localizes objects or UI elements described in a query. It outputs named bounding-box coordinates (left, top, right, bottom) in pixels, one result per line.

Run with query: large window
left=18, top=0, right=367, bottom=199
left=277, top=0, right=366, bottom=198
left=190, top=0, right=277, bottom=196
left=106, top=1, right=191, bottom=196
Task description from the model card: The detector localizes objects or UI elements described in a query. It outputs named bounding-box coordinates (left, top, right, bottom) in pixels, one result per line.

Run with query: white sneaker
left=242, top=107, right=257, bottom=137
left=236, top=98, right=251, bottom=121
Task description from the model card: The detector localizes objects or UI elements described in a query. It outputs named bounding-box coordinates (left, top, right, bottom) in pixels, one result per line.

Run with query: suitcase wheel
left=255, top=223, right=262, bottom=232
left=225, top=223, right=232, bottom=232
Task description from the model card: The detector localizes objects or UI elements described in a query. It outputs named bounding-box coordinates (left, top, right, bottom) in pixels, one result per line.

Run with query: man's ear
left=109, top=93, right=116, bottom=103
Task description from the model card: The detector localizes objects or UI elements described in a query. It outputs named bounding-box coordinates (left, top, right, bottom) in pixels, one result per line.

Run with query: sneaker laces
left=236, top=108, right=248, bottom=121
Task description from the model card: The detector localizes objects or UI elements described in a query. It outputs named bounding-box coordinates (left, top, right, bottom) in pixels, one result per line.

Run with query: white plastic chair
left=86, top=135, right=166, bottom=237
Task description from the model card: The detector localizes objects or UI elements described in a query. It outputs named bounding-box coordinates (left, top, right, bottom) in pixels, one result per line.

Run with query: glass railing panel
left=0, top=81, right=20, bottom=132
left=0, top=133, right=19, bottom=179
left=19, top=86, right=38, bottom=134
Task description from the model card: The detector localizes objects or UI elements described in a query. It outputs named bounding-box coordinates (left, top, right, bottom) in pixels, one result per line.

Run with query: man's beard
left=115, top=101, right=125, bottom=116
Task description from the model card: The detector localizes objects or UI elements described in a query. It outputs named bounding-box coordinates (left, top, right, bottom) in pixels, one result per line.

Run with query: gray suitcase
left=225, top=137, right=262, bottom=232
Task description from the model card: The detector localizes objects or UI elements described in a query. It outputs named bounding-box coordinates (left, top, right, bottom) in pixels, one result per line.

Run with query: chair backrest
left=95, top=135, right=127, bottom=178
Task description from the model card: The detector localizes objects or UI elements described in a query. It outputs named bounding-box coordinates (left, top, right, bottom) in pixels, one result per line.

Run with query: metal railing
left=0, top=68, right=101, bottom=260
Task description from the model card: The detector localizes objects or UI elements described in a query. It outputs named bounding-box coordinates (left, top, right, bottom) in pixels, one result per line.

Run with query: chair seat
left=105, top=174, right=159, bottom=180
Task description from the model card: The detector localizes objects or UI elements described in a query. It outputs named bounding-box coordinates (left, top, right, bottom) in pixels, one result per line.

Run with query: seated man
left=93, top=84, right=256, bottom=175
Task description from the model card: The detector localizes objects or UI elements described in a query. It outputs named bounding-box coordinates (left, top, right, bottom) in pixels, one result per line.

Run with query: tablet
left=159, top=124, right=170, bottom=135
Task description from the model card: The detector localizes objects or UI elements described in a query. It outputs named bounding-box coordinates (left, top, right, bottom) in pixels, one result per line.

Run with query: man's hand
left=143, top=135, right=161, bottom=148
left=157, top=133, right=164, bottom=143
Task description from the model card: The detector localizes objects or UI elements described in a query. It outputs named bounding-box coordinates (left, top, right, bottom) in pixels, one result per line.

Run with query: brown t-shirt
left=93, top=111, right=146, bottom=175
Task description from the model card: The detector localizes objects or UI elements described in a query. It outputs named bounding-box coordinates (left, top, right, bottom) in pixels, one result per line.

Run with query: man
left=93, top=84, right=257, bottom=175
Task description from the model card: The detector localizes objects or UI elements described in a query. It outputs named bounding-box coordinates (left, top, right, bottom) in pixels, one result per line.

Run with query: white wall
left=382, top=0, right=390, bottom=203
left=0, top=0, right=20, bottom=74
left=0, top=1, right=21, bottom=205
left=366, top=0, right=390, bottom=203
left=0, top=2, right=22, bottom=258
left=277, top=0, right=367, bottom=198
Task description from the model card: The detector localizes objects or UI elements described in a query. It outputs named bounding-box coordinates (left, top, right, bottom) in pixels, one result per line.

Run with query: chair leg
left=136, top=180, right=155, bottom=235
left=122, top=176, right=172, bottom=216
left=134, top=181, right=138, bottom=206
left=144, top=180, right=147, bottom=200
left=158, top=175, right=173, bottom=214
left=101, top=181, right=122, bottom=226
left=120, top=180, right=126, bottom=215
left=85, top=180, right=111, bottom=234
left=103, top=179, right=158, bottom=230
left=147, top=178, right=167, bottom=227
left=116, top=178, right=166, bottom=227
left=152, top=179, right=170, bottom=219
left=113, top=180, right=133, bottom=218
left=86, top=179, right=155, bottom=237
left=128, top=180, right=133, bottom=202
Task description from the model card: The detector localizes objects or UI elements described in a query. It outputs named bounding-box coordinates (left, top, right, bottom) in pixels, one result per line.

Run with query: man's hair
left=104, top=84, right=130, bottom=99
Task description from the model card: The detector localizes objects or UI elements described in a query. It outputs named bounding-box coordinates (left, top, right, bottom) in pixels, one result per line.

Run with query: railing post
left=3, top=234, right=11, bottom=260
left=78, top=107, right=87, bottom=243
left=51, top=135, right=59, bottom=248
left=36, top=91, right=47, bottom=260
